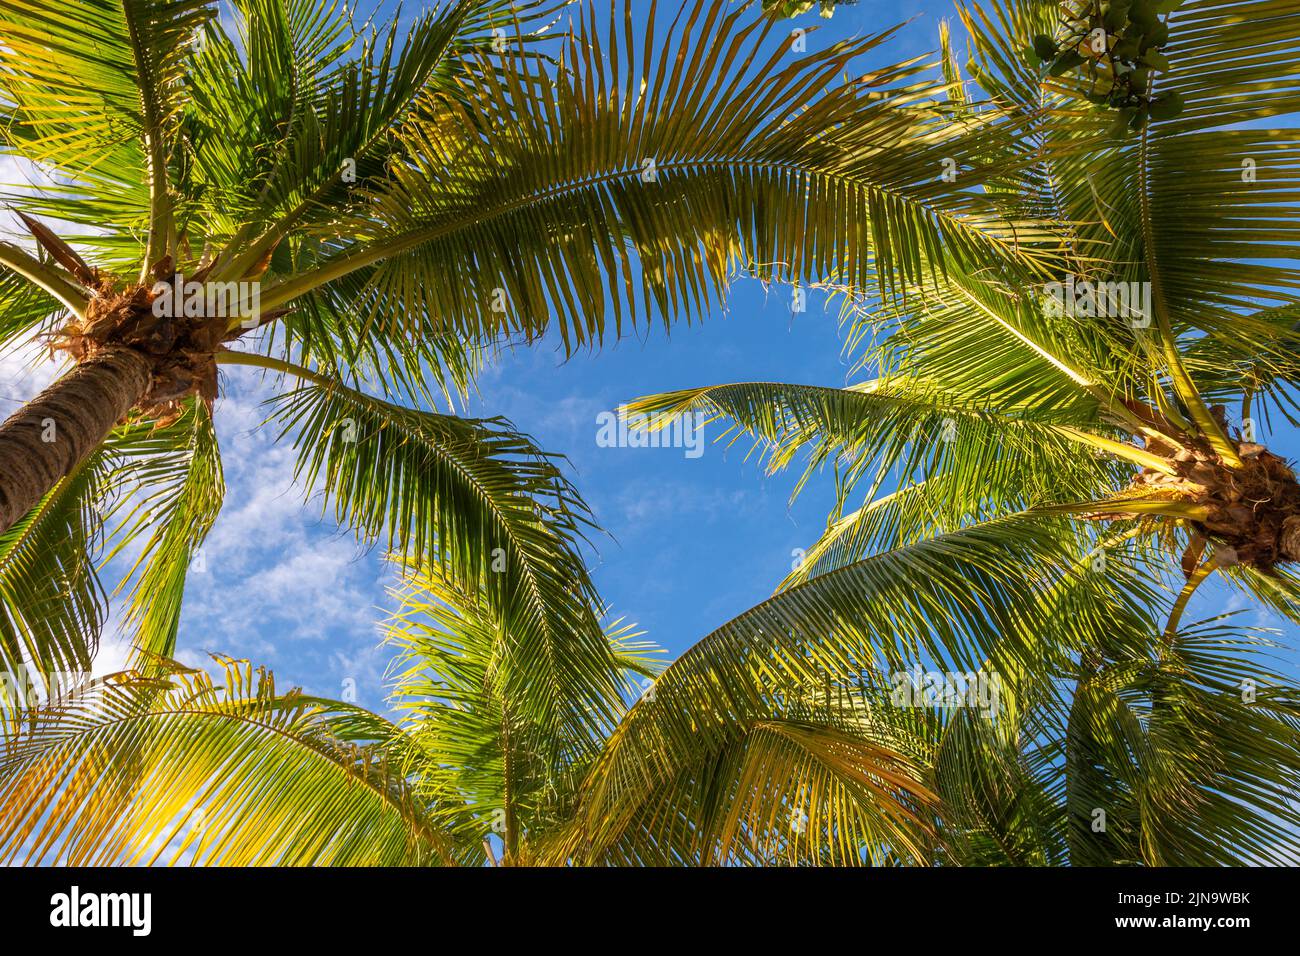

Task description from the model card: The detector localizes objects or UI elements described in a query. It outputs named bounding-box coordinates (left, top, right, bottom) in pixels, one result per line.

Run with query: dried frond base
left=1127, top=442, right=1300, bottom=571
left=50, top=275, right=225, bottom=425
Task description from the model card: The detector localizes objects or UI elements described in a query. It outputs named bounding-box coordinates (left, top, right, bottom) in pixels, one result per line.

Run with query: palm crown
left=1, top=0, right=1298, bottom=866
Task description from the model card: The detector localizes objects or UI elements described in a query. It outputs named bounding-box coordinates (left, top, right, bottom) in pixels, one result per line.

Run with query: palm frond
left=0, top=447, right=108, bottom=717
left=558, top=513, right=1103, bottom=863
left=626, top=378, right=1131, bottom=541
left=1062, top=616, right=1300, bottom=866
left=0, top=656, right=455, bottom=865
left=101, top=400, right=225, bottom=661
left=385, top=563, right=662, bottom=862
left=259, top=0, right=1056, bottom=350
left=0, top=0, right=216, bottom=267
left=252, top=361, right=619, bottom=737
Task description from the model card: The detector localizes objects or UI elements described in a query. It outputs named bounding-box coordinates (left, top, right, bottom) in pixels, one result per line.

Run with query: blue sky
left=1, top=0, right=1295, bottom=717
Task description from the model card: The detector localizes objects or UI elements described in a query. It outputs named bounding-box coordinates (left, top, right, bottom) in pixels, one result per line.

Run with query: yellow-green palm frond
left=0, top=656, right=455, bottom=865
left=555, top=513, right=1107, bottom=865
left=0, top=0, right=214, bottom=212
left=101, top=399, right=224, bottom=662
left=0, top=267, right=64, bottom=353
left=0, top=394, right=226, bottom=706
left=0, top=446, right=110, bottom=719
left=626, top=378, right=1132, bottom=543
left=930, top=707, right=1064, bottom=865
left=0, top=1, right=540, bottom=267
left=385, top=563, right=663, bottom=863
left=571, top=711, right=943, bottom=866
left=250, top=358, right=621, bottom=739
left=955, top=0, right=1300, bottom=450
left=259, top=0, right=1059, bottom=348
left=184, top=1, right=469, bottom=252
left=1060, top=616, right=1300, bottom=866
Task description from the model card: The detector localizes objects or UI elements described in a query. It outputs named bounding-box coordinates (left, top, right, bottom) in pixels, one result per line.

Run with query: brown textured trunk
left=1283, top=516, right=1300, bottom=563
left=0, top=349, right=152, bottom=535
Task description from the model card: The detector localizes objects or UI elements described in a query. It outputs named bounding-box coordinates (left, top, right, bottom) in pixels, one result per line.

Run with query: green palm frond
left=385, top=563, right=662, bottom=862
left=779, top=480, right=961, bottom=588
left=1224, top=563, right=1300, bottom=629
left=0, top=1, right=561, bottom=279
left=258, top=0, right=1056, bottom=347
left=101, top=400, right=224, bottom=661
left=0, top=0, right=214, bottom=175
left=0, top=447, right=108, bottom=714
left=1181, top=301, right=1300, bottom=430
left=0, top=656, right=454, bottom=866
left=1133, top=0, right=1300, bottom=320
left=628, top=378, right=1132, bottom=515
left=852, top=269, right=1151, bottom=421
left=1060, top=616, right=1300, bottom=866
left=932, top=539, right=1161, bottom=865
left=245, top=356, right=619, bottom=736
left=558, top=513, right=1104, bottom=864
left=960, top=0, right=1300, bottom=328
left=0, top=395, right=225, bottom=705
left=189, top=1, right=469, bottom=270
left=931, top=707, right=1063, bottom=865
left=953, top=0, right=1300, bottom=458
left=570, top=711, right=942, bottom=866
left=0, top=267, right=62, bottom=350
left=0, top=0, right=217, bottom=268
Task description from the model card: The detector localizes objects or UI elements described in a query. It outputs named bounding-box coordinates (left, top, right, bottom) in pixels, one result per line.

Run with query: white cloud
left=0, top=337, right=66, bottom=406
left=163, top=365, right=395, bottom=705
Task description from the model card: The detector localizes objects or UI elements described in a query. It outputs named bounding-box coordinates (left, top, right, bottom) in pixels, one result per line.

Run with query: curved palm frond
left=555, top=512, right=1115, bottom=864
left=0, top=263, right=67, bottom=348
left=258, top=0, right=1057, bottom=349
left=0, top=0, right=214, bottom=235
left=0, top=656, right=454, bottom=865
left=568, top=710, right=943, bottom=866
left=240, top=355, right=619, bottom=737
left=0, top=448, right=109, bottom=717
left=627, top=378, right=1135, bottom=515
left=101, top=399, right=224, bottom=661
left=954, top=0, right=1300, bottom=454
left=1058, top=616, right=1300, bottom=866
left=385, top=563, right=662, bottom=863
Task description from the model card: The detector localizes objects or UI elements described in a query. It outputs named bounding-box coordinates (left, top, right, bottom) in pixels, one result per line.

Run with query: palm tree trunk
left=0, top=349, right=152, bottom=535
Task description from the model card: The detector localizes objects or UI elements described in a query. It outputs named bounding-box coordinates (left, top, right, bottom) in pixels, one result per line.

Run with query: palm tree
left=0, top=0, right=1019, bottom=699
left=0, top=0, right=1037, bottom=864
left=8, top=0, right=1292, bottom=868
left=617, top=0, right=1300, bottom=864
